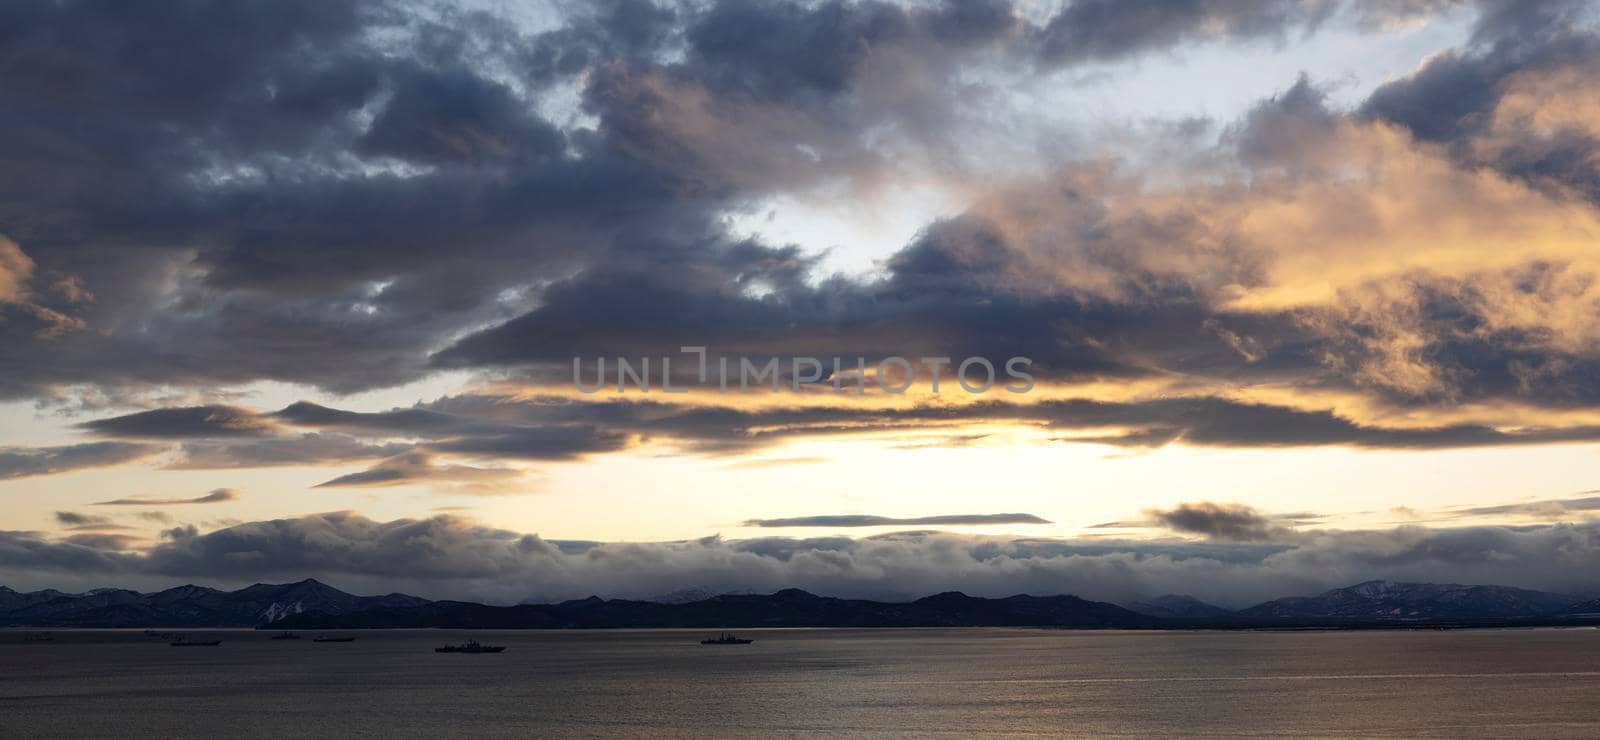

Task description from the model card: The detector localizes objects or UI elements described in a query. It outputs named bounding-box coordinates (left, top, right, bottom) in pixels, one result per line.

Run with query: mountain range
left=0, top=579, right=427, bottom=627
left=271, top=588, right=1165, bottom=630
left=1235, top=580, right=1580, bottom=622
left=5, top=579, right=1600, bottom=629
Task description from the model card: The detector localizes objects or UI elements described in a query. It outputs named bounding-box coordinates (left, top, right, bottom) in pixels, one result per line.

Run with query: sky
left=4, top=0, right=1600, bottom=606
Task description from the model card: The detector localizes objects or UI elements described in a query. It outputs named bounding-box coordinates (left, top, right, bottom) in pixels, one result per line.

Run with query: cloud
left=425, top=426, right=634, bottom=460
left=60, top=533, right=143, bottom=551
left=743, top=513, right=1053, bottom=527
left=1038, top=0, right=1338, bottom=66
left=0, top=441, right=162, bottom=481
left=0, top=235, right=91, bottom=337
left=22, top=386, right=1597, bottom=486
left=1452, top=492, right=1600, bottom=520
left=168, top=434, right=410, bottom=469
left=94, top=489, right=241, bottom=506
left=427, top=393, right=1600, bottom=453
left=1145, top=502, right=1294, bottom=542
left=0, top=0, right=1571, bottom=427
left=80, top=406, right=276, bottom=438
left=0, top=234, right=34, bottom=303
left=312, top=452, right=523, bottom=492
left=53, top=511, right=128, bottom=531
left=7, top=509, right=1600, bottom=607
left=356, top=64, right=565, bottom=167
left=272, top=402, right=464, bottom=434
left=431, top=63, right=1600, bottom=414
left=0, top=530, right=134, bottom=579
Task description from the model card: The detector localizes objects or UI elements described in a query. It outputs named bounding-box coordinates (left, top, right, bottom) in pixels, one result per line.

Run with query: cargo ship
left=435, top=639, right=506, bottom=653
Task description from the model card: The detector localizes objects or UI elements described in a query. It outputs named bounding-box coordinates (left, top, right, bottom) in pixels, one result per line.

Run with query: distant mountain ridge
left=272, top=588, right=1164, bottom=630
left=1125, top=594, right=1232, bottom=619
left=0, top=579, right=429, bottom=627
left=1236, top=580, right=1580, bottom=622
left=7, top=579, right=1600, bottom=629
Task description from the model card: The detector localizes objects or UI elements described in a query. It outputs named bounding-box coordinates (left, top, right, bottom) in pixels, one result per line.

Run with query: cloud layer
left=3, top=0, right=1600, bottom=608
left=5, top=507, right=1600, bottom=608
left=0, top=0, right=1588, bottom=423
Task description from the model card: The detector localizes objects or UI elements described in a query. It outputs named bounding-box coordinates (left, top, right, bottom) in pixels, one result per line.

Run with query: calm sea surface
left=3, top=628, right=1600, bottom=737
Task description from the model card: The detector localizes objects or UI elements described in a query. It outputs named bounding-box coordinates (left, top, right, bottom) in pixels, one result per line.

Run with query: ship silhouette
left=435, top=639, right=506, bottom=653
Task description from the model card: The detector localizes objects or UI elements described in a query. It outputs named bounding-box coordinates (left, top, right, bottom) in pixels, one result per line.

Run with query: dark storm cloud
left=0, top=441, right=162, bottom=481
left=356, top=64, right=565, bottom=166
left=743, top=513, right=1053, bottom=527
left=0, top=0, right=1494, bottom=408
left=685, top=0, right=914, bottom=101
left=94, top=489, right=241, bottom=506
left=519, top=0, right=681, bottom=87
left=0, top=0, right=691, bottom=396
left=432, top=217, right=1230, bottom=382
left=0, top=0, right=1586, bottom=443
left=80, top=406, right=276, bottom=438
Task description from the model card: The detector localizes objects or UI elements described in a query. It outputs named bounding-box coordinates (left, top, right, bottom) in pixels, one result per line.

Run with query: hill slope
left=271, top=588, right=1166, bottom=629
left=1237, top=580, right=1578, bottom=621
left=1125, top=594, right=1233, bottom=619
left=0, top=579, right=430, bottom=627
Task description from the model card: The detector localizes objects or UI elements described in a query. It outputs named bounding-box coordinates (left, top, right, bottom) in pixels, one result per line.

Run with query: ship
left=170, top=638, right=223, bottom=646
left=312, top=635, right=356, bottom=642
left=434, top=639, right=506, bottom=653
left=23, top=632, right=54, bottom=643
left=270, top=632, right=302, bottom=640
left=700, top=632, right=754, bottom=645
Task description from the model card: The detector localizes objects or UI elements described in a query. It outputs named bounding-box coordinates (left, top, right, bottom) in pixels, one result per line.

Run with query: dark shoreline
left=10, top=579, right=1600, bottom=632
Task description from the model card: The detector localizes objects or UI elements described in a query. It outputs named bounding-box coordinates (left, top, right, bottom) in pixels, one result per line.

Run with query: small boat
left=435, top=639, right=506, bottom=654
left=270, top=632, right=302, bottom=640
left=170, top=639, right=223, bottom=647
left=700, top=632, right=753, bottom=645
left=312, top=635, right=356, bottom=643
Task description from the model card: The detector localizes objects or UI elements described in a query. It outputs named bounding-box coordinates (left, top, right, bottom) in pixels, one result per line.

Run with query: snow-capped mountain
left=0, top=579, right=430, bottom=627
left=1237, top=580, right=1580, bottom=621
